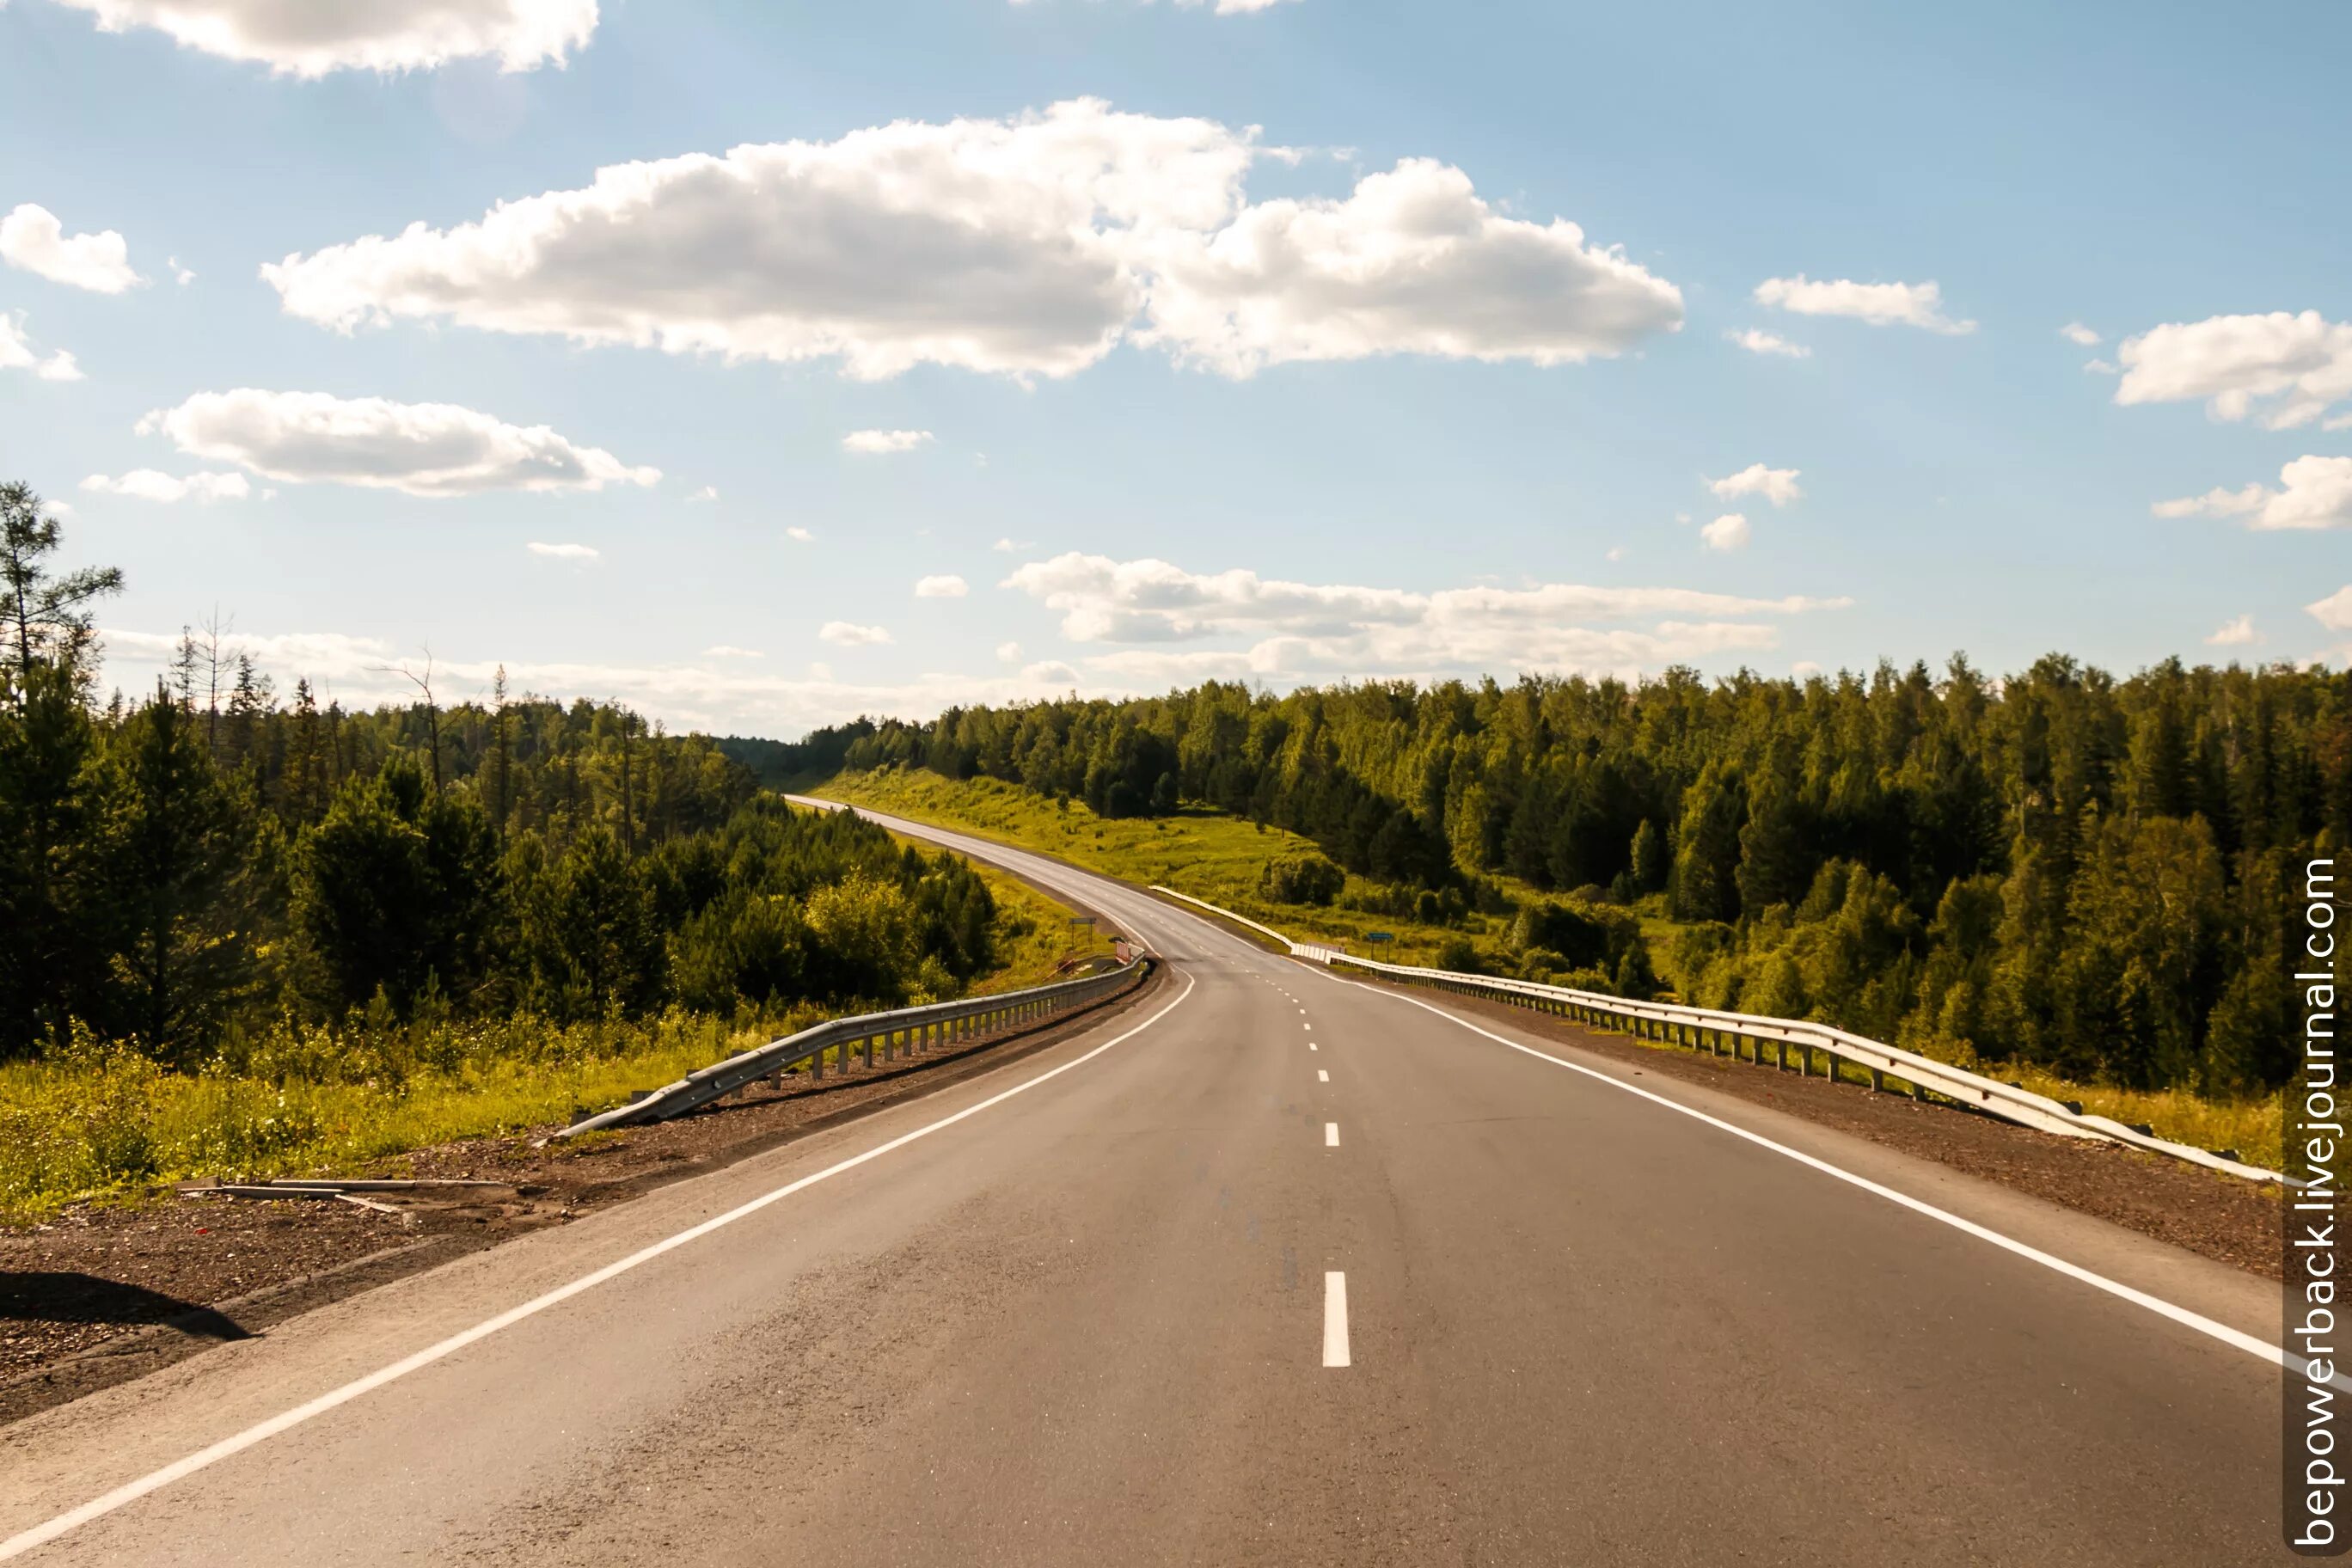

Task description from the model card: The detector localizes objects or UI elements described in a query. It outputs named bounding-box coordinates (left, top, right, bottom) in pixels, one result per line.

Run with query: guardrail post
left=1869, top=1066, right=1884, bottom=1093
left=1775, top=1039, right=1787, bottom=1072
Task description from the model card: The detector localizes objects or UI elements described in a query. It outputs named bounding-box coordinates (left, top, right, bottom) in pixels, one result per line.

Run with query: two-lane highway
left=0, top=799, right=2287, bottom=1564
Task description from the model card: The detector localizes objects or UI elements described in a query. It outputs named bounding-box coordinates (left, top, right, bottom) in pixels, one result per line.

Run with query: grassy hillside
left=814, top=769, right=1522, bottom=970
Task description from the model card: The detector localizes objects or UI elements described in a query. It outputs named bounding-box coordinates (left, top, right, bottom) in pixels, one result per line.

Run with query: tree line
left=785, top=658, right=2340, bottom=1095
left=0, top=486, right=1000, bottom=1065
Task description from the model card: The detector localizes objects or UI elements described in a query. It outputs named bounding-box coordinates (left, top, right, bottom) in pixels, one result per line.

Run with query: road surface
left=0, top=798, right=2287, bottom=1565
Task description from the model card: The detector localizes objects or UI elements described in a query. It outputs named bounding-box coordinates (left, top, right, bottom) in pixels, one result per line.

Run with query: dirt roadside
left=0, top=965, right=1167, bottom=1428
left=1335, top=966, right=2281, bottom=1281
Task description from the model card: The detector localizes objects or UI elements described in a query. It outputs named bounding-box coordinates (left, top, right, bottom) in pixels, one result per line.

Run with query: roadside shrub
left=1258, top=853, right=1345, bottom=906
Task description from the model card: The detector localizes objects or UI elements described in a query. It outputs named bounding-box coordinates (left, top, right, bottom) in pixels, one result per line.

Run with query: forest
left=0, top=484, right=1003, bottom=1070
left=783, top=653, right=2337, bottom=1098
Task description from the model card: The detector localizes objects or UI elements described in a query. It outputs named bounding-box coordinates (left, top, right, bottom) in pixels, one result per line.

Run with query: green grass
left=0, top=823, right=1114, bottom=1224
left=814, top=769, right=1520, bottom=969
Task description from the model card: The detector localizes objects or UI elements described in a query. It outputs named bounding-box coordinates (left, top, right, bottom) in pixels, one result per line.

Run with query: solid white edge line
left=1325, top=1122, right=1340, bottom=1148
left=1323, top=1271, right=1351, bottom=1368
left=1334, top=977, right=2329, bottom=1389
left=0, top=972, right=1202, bottom=1564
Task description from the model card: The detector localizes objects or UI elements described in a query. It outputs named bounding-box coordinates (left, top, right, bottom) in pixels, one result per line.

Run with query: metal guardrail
left=556, top=957, right=1154, bottom=1138
left=1148, top=885, right=2286, bottom=1186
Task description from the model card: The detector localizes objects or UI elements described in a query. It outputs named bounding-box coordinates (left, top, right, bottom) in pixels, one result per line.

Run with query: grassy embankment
left=816, top=769, right=2285, bottom=1172
left=0, top=848, right=1108, bottom=1223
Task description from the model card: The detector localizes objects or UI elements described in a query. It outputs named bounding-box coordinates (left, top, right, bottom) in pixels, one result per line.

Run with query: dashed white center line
left=1317, top=1069, right=1329, bottom=1082
left=1308, top=1042, right=1318, bottom=1050
left=1324, top=1122, right=1339, bottom=1147
left=1302, top=1022, right=1312, bottom=1032
left=1323, top=1272, right=1351, bottom=1368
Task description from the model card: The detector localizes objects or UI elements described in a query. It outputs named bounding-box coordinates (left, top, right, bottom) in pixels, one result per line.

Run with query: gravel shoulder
left=0, top=964, right=1167, bottom=1428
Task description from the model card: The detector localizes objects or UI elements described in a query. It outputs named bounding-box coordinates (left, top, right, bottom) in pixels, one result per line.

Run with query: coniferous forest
left=0, top=485, right=1001, bottom=1069
left=781, top=652, right=2334, bottom=1098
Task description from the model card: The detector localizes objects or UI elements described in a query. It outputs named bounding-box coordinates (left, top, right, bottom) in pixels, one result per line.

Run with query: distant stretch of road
left=0, top=797, right=2285, bottom=1565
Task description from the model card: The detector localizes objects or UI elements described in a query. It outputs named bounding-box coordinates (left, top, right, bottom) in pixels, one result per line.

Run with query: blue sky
left=2, top=0, right=2344, bottom=734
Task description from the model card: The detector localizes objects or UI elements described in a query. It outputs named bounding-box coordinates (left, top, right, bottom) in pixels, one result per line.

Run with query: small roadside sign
left=1365, top=931, right=1394, bottom=943
left=1069, top=915, right=1096, bottom=927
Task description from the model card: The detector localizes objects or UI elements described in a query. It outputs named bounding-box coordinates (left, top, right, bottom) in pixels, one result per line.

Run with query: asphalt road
left=0, top=799, right=2289, bottom=1565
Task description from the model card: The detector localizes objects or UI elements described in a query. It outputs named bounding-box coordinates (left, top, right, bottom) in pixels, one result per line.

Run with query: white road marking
left=1324, top=1272, right=1351, bottom=1368
left=0, top=975, right=1203, bottom=1563
left=1317, top=1069, right=1330, bottom=1082
left=1308, top=1043, right=1318, bottom=1051
left=1302, top=1022, right=1312, bottom=1032
left=1338, top=977, right=2333, bottom=1391
left=1325, top=1122, right=1340, bottom=1147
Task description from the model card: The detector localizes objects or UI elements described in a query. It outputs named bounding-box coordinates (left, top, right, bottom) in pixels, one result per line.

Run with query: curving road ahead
left=0, top=798, right=2287, bottom=1565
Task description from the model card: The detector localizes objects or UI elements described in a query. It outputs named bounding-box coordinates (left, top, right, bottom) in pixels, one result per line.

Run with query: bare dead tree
left=377, top=649, right=443, bottom=793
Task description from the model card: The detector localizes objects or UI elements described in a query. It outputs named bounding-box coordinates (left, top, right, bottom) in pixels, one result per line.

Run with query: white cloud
left=80, top=469, right=249, bottom=503
left=2204, top=615, right=2257, bottom=647
left=1706, top=462, right=1802, bottom=507
left=1725, top=328, right=1809, bottom=358
left=785, top=526, right=815, bottom=542
left=2310, top=588, right=2352, bottom=634
left=263, top=99, right=1681, bottom=383
left=688, top=485, right=719, bottom=501
left=702, top=645, right=762, bottom=658
left=1752, top=274, right=1975, bottom=334
left=51, top=0, right=598, bottom=77
left=2059, top=322, right=2101, bottom=346
left=89, top=626, right=1130, bottom=738
left=2152, top=456, right=2352, bottom=531
left=1700, top=513, right=1751, bottom=551
left=2083, top=358, right=2119, bottom=375
left=0, top=315, right=83, bottom=381
left=993, top=536, right=1036, bottom=552
left=996, top=640, right=1022, bottom=663
left=914, top=573, right=969, bottom=598
left=168, top=256, right=195, bottom=286
left=998, top=550, right=1843, bottom=680
left=527, top=541, right=599, bottom=560
left=0, top=204, right=143, bottom=293
left=842, top=429, right=934, bottom=455
left=1792, top=660, right=1823, bottom=678
left=2115, top=310, right=2352, bottom=430
left=818, top=621, right=891, bottom=646
left=136, top=389, right=658, bottom=497
left=1132, top=156, right=1683, bottom=376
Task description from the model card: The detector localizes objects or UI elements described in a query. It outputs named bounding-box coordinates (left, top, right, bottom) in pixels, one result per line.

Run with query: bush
left=1258, top=853, right=1345, bottom=906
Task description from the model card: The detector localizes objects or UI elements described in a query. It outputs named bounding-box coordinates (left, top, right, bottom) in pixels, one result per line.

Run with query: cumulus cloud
left=1752, top=274, right=1975, bottom=334
left=996, top=640, right=1022, bottom=663
left=1725, top=328, right=1808, bottom=358
left=818, top=621, right=891, bottom=646
left=688, top=485, right=719, bottom=501
left=1700, top=513, right=1751, bottom=551
left=50, top=0, right=598, bottom=77
left=527, top=541, right=598, bottom=560
left=2204, top=615, right=2257, bottom=647
left=262, top=99, right=1681, bottom=383
left=842, top=429, right=934, bottom=455
left=2115, top=310, right=2352, bottom=430
left=914, top=574, right=969, bottom=597
left=135, top=389, right=658, bottom=497
left=90, top=626, right=1125, bottom=738
left=2152, top=456, right=2352, bottom=531
left=168, top=256, right=196, bottom=286
left=0, top=315, right=83, bottom=380
left=2310, top=588, right=2352, bottom=634
left=993, top=536, right=1036, bottom=552
left=0, top=204, right=143, bottom=293
left=2059, top=322, right=2101, bottom=346
left=81, top=469, right=249, bottom=503
left=1706, top=463, right=1802, bottom=506
left=998, top=550, right=1843, bottom=681
left=1133, top=156, right=1684, bottom=376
